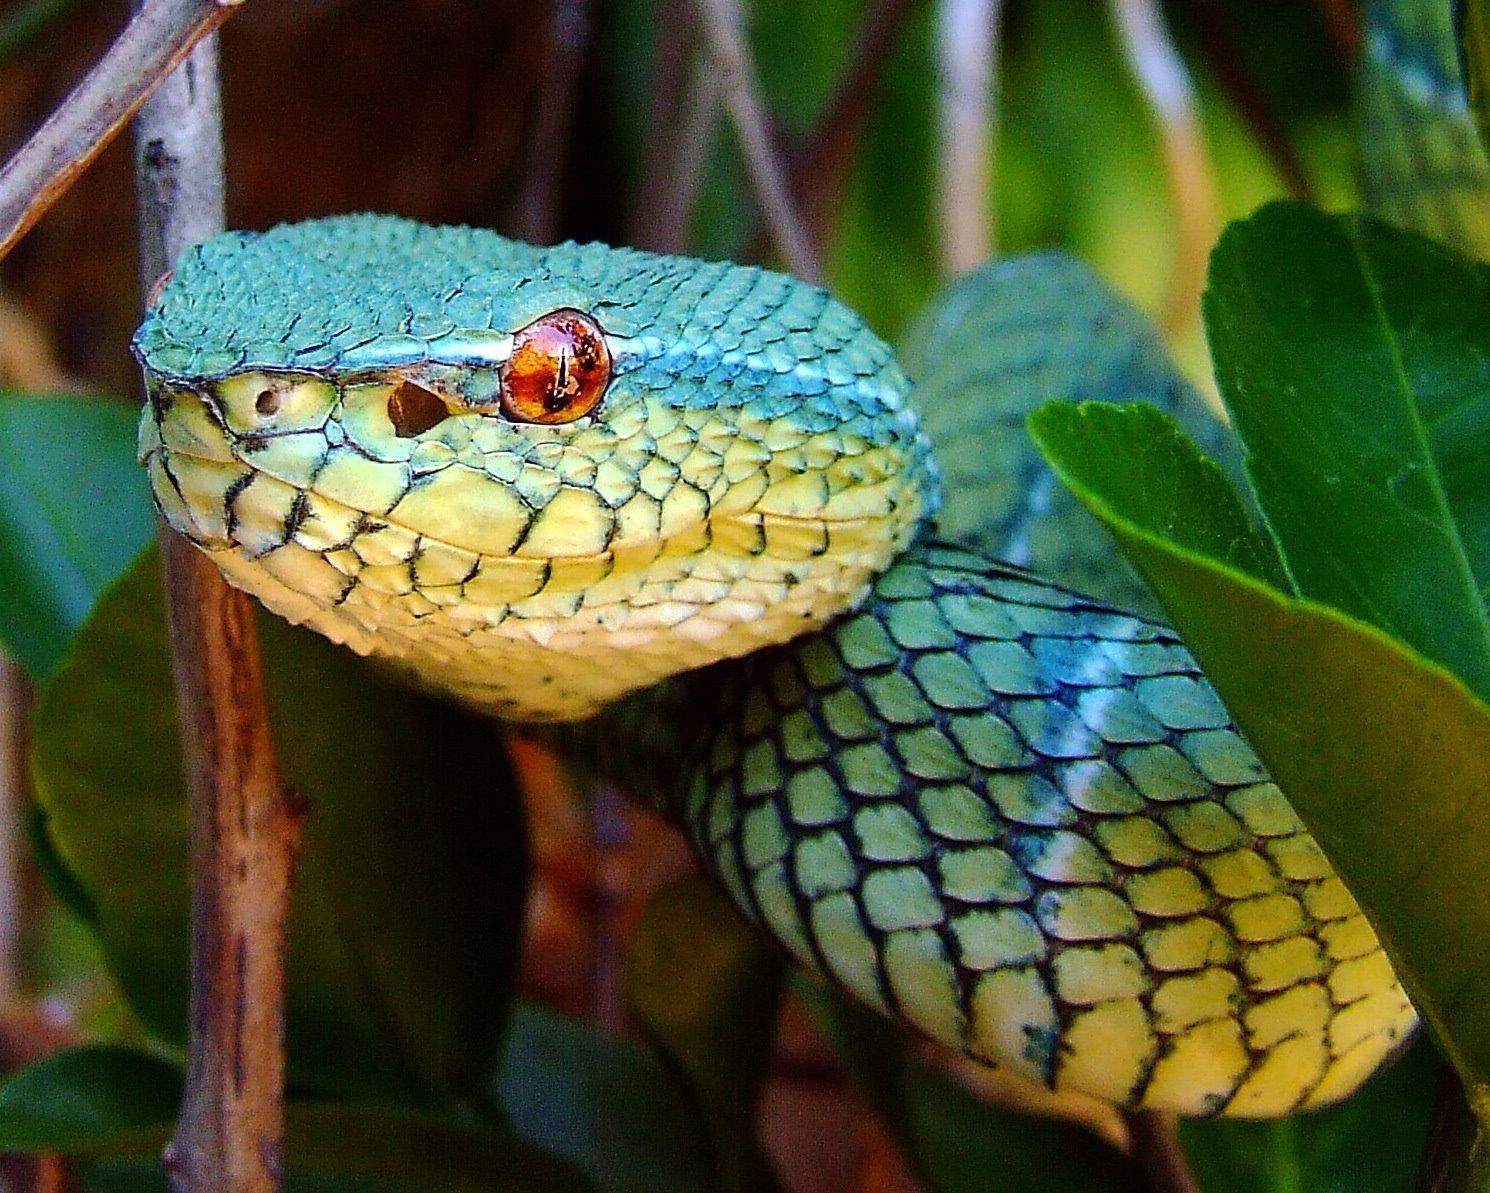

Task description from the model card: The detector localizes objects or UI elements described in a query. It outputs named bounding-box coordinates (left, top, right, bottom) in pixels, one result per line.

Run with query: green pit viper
left=131, top=214, right=1416, bottom=1121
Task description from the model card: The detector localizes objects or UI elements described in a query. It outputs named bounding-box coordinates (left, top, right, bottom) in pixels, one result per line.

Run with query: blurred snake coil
left=132, top=215, right=1416, bottom=1120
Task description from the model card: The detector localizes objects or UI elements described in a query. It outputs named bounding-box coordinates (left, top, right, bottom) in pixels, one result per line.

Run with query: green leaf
left=1029, top=399, right=1490, bottom=1118
left=1180, top=1036, right=1441, bottom=1193
left=1205, top=202, right=1490, bottom=700
left=276, top=1102, right=594, bottom=1193
left=796, top=977, right=1140, bottom=1193
left=495, top=1002, right=714, bottom=1193
left=30, top=546, right=529, bottom=1103
left=1359, top=0, right=1490, bottom=258
left=623, top=877, right=783, bottom=1193
left=0, top=395, right=154, bottom=679
left=0, top=1050, right=590, bottom=1192
left=901, top=251, right=1230, bottom=617
left=0, top=1046, right=177, bottom=1153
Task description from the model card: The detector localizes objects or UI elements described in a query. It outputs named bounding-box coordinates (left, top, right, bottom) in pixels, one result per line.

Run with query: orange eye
left=500, top=309, right=611, bottom=425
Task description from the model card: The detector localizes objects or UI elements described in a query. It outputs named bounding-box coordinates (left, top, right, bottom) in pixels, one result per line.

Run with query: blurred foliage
left=0, top=0, right=1485, bottom=1190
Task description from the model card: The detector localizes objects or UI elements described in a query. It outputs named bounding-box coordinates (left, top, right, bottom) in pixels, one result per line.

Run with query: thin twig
left=791, top=0, right=919, bottom=236
left=1418, top=1066, right=1490, bottom=1192
left=630, top=50, right=720, bottom=254
left=691, top=0, right=822, bottom=283
left=0, top=0, right=245, bottom=263
left=133, top=25, right=302, bottom=1193
left=935, top=0, right=1003, bottom=274
left=1126, top=1111, right=1201, bottom=1193
left=1107, top=0, right=1219, bottom=334
left=508, top=0, right=593, bottom=244
left=627, top=0, right=695, bottom=248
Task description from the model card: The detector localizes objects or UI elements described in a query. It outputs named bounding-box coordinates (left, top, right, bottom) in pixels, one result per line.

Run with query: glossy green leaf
left=1180, top=1036, right=1441, bottom=1193
left=0, top=1046, right=177, bottom=1153
left=1205, top=202, right=1490, bottom=699
left=76, top=1112, right=591, bottom=1193
left=0, top=395, right=154, bottom=680
left=1030, top=399, right=1490, bottom=1118
left=1359, top=0, right=1490, bottom=258
left=0, top=1049, right=589, bottom=1191
left=623, top=877, right=783, bottom=1193
left=495, top=1001, right=713, bottom=1193
left=902, top=250, right=1233, bottom=615
left=30, top=546, right=528, bottom=1103
left=275, top=1102, right=593, bottom=1193
left=796, top=977, right=1140, bottom=1193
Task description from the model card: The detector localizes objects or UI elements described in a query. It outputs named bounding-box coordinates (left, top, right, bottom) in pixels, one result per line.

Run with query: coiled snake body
left=134, top=216, right=1415, bottom=1119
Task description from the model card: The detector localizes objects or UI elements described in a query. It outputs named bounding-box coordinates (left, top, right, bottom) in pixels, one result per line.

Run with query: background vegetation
left=0, top=0, right=1482, bottom=1190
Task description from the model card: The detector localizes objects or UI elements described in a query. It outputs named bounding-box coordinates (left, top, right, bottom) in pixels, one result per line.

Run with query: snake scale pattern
left=133, top=215, right=1415, bottom=1119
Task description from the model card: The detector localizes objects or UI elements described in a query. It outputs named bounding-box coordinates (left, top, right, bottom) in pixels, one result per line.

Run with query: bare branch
left=630, top=50, right=720, bottom=254
left=509, top=0, right=593, bottom=244
left=0, top=0, right=244, bottom=263
left=935, top=0, right=1003, bottom=275
left=133, top=27, right=301, bottom=1193
left=627, top=0, right=696, bottom=248
left=1107, top=0, right=1219, bottom=334
left=793, top=0, right=919, bottom=234
left=1126, top=1111, right=1201, bottom=1193
left=691, top=0, right=822, bottom=283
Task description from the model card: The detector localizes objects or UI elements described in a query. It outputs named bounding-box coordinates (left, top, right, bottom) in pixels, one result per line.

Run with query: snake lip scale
left=135, top=213, right=1417, bottom=1119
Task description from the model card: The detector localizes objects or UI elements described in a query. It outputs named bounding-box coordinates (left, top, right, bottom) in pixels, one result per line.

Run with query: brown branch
left=627, top=4, right=722, bottom=254
left=1126, top=1111, right=1201, bottom=1193
left=791, top=0, right=919, bottom=235
left=691, top=0, right=822, bottom=283
left=508, top=0, right=593, bottom=244
left=132, top=26, right=302, bottom=1193
left=935, top=0, right=1003, bottom=274
left=1108, top=0, right=1219, bottom=334
left=0, top=0, right=245, bottom=263
left=629, top=51, right=720, bottom=254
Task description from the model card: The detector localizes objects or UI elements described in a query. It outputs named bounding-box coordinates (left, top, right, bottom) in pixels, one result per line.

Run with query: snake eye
left=500, top=309, right=610, bottom=425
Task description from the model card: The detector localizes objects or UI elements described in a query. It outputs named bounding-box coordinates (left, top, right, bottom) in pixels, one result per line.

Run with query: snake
left=130, top=213, right=1417, bottom=1121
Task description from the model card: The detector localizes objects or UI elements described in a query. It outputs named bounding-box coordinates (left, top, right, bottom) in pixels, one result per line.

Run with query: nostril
left=388, top=381, right=449, bottom=437
left=254, top=389, right=281, bottom=417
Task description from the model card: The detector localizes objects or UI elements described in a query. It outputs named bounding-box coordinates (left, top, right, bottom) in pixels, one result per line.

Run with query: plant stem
left=1420, top=1067, right=1490, bottom=1193
left=0, top=0, right=245, bottom=263
left=934, top=0, right=1002, bottom=274
left=133, top=25, right=301, bottom=1193
left=1107, top=0, right=1218, bottom=334
left=792, top=0, right=919, bottom=237
left=1127, top=1111, right=1201, bottom=1193
left=628, top=33, right=721, bottom=255
left=692, top=0, right=822, bottom=283
left=508, top=0, right=593, bottom=244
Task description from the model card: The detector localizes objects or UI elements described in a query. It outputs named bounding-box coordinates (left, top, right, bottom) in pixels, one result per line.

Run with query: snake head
left=132, top=215, right=938, bottom=720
